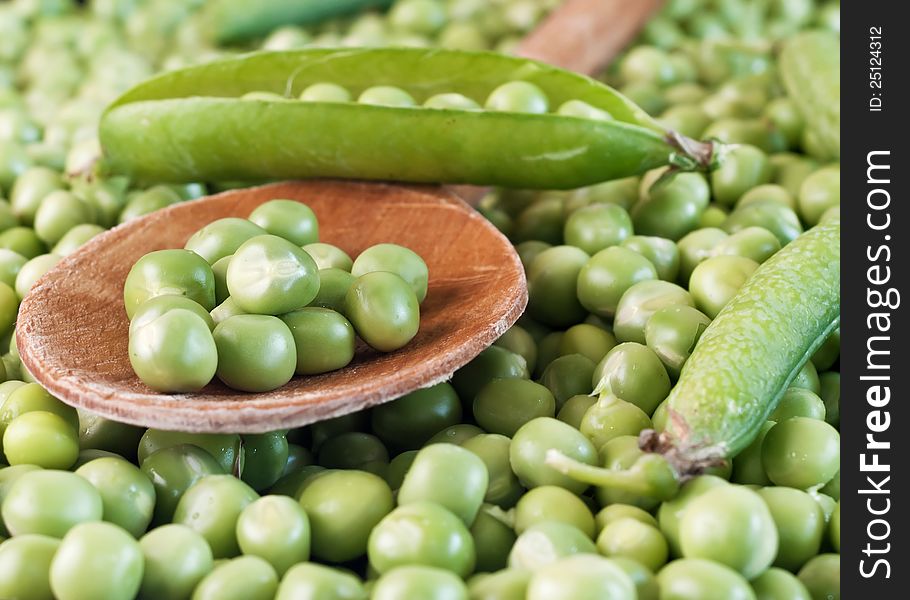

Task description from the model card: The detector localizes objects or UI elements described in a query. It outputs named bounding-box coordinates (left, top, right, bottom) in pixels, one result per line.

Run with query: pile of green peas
left=1, top=0, right=841, bottom=598
left=125, top=199, right=428, bottom=393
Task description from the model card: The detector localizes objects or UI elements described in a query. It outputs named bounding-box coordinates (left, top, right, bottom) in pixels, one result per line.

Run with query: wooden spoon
left=16, top=181, right=525, bottom=433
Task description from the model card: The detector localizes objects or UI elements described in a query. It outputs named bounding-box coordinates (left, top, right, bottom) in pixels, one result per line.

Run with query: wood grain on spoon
left=17, top=181, right=526, bottom=433
left=453, top=0, right=665, bottom=206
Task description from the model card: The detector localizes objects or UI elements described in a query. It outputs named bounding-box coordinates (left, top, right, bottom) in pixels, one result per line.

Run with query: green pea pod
left=548, top=218, right=840, bottom=498
left=202, top=0, right=394, bottom=45
left=98, top=48, right=716, bottom=189
left=779, top=31, right=840, bottom=159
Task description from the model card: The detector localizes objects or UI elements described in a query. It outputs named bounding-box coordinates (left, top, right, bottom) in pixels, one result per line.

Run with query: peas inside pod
left=124, top=199, right=428, bottom=393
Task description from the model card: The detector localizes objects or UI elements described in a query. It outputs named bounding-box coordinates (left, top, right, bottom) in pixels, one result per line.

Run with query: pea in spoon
left=16, top=180, right=526, bottom=433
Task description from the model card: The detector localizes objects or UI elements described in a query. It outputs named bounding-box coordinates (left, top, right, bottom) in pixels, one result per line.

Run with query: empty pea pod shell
left=98, top=48, right=715, bottom=189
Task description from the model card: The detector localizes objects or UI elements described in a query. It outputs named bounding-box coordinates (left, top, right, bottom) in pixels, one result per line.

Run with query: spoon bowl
left=16, top=180, right=527, bottom=433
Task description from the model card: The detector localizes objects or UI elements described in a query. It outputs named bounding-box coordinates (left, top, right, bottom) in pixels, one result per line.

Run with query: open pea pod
left=98, top=48, right=715, bottom=189
left=202, top=0, right=394, bottom=45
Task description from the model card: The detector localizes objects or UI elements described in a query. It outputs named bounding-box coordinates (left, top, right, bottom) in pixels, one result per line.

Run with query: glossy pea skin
left=235, top=495, right=310, bottom=576
left=580, top=394, right=652, bottom=450
left=191, top=555, right=278, bottom=600
left=633, top=171, right=710, bottom=241
left=226, top=234, right=319, bottom=315
left=811, top=328, right=840, bottom=372
left=425, top=92, right=481, bottom=110
left=0, top=381, right=78, bottom=443
left=467, top=569, right=531, bottom=600
left=676, top=227, right=728, bottom=284
left=790, top=361, right=821, bottom=395
left=534, top=331, right=565, bottom=378
left=303, top=243, right=353, bottom=271
left=138, top=430, right=241, bottom=475
left=373, top=565, right=468, bottom=600
left=139, top=524, right=213, bottom=600
left=3, top=411, right=79, bottom=469
left=621, top=235, right=680, bottom=282
left=539, top=353, right=596, bottom=408
left=76, top=413, right=143, bottom=464
left=557, top=99, right=614, bottom=121
left=508, top=520, right=596, bottom=570
left=451, top=345, right=529, bottom=403
left=240, top=432, right=288, bottom=491
left=657, top=475, right=729, bottom=558
left=461, top=434, right=524, bottom=509
left=275, top=563, right=365, bottom=600
left=557, top=394, right=598, bottom=430
left=351, top=243, right=429, bottom=304
left=398, top=443, right=488, bottom=525
left=372, top=382, right=462, bottom=450
left=595, top=504, right=659, bottom=536
left=119, top=186, right=182, bottom=224
left=75, top=457, right=155, bottom=538
left=473, top=378, right=555, bottom=437
left=358, top=85, right=417, bottom=107
left=762, top=417, right=840, bottom=489
left=51, top=223, right=106, bottom=256
left=49, top=521, right=143, bottom=600
left=0, top=249, right=27, bottom=290
left=657, top=559, right=757, bottom=600
left=751, top=568, right=811, bottom=600
left=385, top=450, right=418, bottom=492
left=15, top=252, right=60, bottom=299
left=797, top=554, right=840, bottom=600
left=591, top=435, right=663, bottom=510
left=757, top=487, right=825, bottom=571
left=738, top=184, right=796, bottom=210
left=613, top=279, right=693, bottom=344
left=526, top=554, right=636, bottom=600
left=308, top=267, right=356, bottom=313
left=10, top=165, right=62, bottom=225
left=123, top=249, right=215, bottom=319
left=527, top=245, right=590, bottom=327
left=345, top=271, right=420, bottom=352
left=213, top=315, right=296, bottom=392
left=129, top=294, right=215, bottom=335
left=679, top=485, right=778, bottom=579
left=563, top=203, right=632, bottom=255
left=471, top=508, right=518, bottom=573
left=129, top=309, right=218, bottom=393
left=299, top=82, right=352, bottom=103
left=514, top=485, right=595, bottom=538
left=299, top=469, right=393, bottom=563
left=184, top=218, right=267, bottom=265
left=368, top=501, right=475, bottom=577
left=798, top=166, right=840, bottom=227
left=173, top=475, right=259, bottom=558
left=644, top=305, right=711, bottom=379
left=485, top=81, right=549, bottom=114
left=711, top=226, right=781, bottom=264
left=557, top=323, right=616, bottom=365
left=688, top=255, right=759, bottom=319
left=211, top=255, right=231, bottom=305
left=731, top=421, right=775, bottom=486
left=3, top=535, right=52, bottom=600
left=280, top=307, right=355, bottom=375
left=610, top=557, right=659, bottom=600
left=711, top=144, right=772, bottom=206
left=769, top=388, right=826, bottom=421
left=819, top=372, right=840, bottom=428
left=139, top=445, right=225, bottom=525
left=248, top=199, right=318, bottom=246
left=512, top=198, right=564, bottom=245
left=0, top=227, right=46, bottom=260
left=723, top=200, right=804, bottom=246
left=596, top=517, right=668, bottom=572
left=510, top=417, right=597, bottom=495
left=577, top=246, right=658, bottom=318
left=316, top=432, right=388, bottom=473
left=593, top=342, right=670, bottom=415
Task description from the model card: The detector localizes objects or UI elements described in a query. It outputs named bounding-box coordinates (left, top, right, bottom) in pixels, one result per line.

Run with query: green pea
left=770, top=388, right=826, bottom=421
left=247, top=199, right=318, bottom=246
left=191, top=555, right=277, bottom=600
left=485, top=81, right=549, bottom=114
left=711, top=226, right=781, bottom=264
left=282, top=443, right=313, bottom=475
left=797, top=554, right=839, bottom=600
left=510, top=417, right=597, bottom=495
left=596, top=518, right=667, bottom=572
left=123, top=249, right=215, bottom=319
left=49, top=522, right=143, bottom=600
left=588, top=436, right=662, bottom=510
left=763, top=97, right=805, bottom=149
left=118, top=185, right=182, bottom=224
left=309, top=412, right=369, bottom=450
left=3, top=411, right=78, bottom=469
left=579, top=394, right=651, bottom=450
left=139, top=430, right=241, bottom=474
left=539, top=354, right=596, bottom=410
left=556, top=394, right=598, bottom=430
left=384, top=450, right=417, bottom=492
left=644, top=305, right=710, bottom=379
left=77, top=179, right=128, bottom=229
left=210, top=255, right=231, bottom=305
left=798, top=165, right=840, bottom=226
left=585, top=177, right=641, bottom=210
left=494, top=325, right=538, bottom=375
left=0, top=382, right=78, bottom=440
left=184, top=218, right=266, bottom=265
left=527, top=245, right=589, bottom=327
left=633, top=171, right=710, bottom=240
left=210, top=296, right=246, bottom=325
left=515, top=485, right=595, bottom=538
left=471, top=507, right=517, bottom=573
left=425, top=92, right=481, bottom=110
left=351, top=243, right=428, bottom=304
left=474, top=378, right=555, bottom=437
left=213, top=314, right=296, bottom=392
left=173, top=475, right=258, bottom=558
left=129, top=294, right=215, bottom=335
left=303, top=242, right=353, bottom=271
left=299, top=82, right=352, bottom=103
left=509, top=521, right=596, bottom=570
left=737, top=184, right=796, bottom=210
left=468, top=569, right=530, bottom=600
left=316, top=432, right=388, bottom=474
left=139, top=524, right=213, bottom=600
left=811, top=328, right=840, bottom=372
left=358, top=85, right=416, bottom=107
left=9, top=166, right=60, bottom=226
left=621, top=235, right=680, bottom=282
left=595, top=504, right=658, bottom=535
left=451, top=345, right=528, bottom=404
left=593, top=342, right=670, bottom=414
left=369, top=501, right=475, bottom=576
left=0, top=533, right=60, bottom=600
left=703, top=117, right=787, bottom=154
left=14, top=253, right=60, bottom=299
left=557, top=323, right=616, bottom=365
left=345, top=271, right=420, bottom=352
left=620, top=45, right=675, bottom=84
left=762, top=418, right=839, bottom=489
left=0, top=249, right=26, bottom=290
left=657, top=475, right=729, bottom=557
left=275, top=563, right=365, bottom=600
left=32, top=189, right=94, bottom=246
left=723, top=200, right=804, bottom=245
left=830, top=503, right=840, bottom=552
left=268, top=465, right=325, bottom=498
left=462, top=434, right=524, bottom=509
left=240, top=432, right=288, bottom=491
left=688, top=255, right=759, bottom=319
left=138, top=445, right=224, bottom=524
left=226, top=234, right=319, bottom=315
left=820, top=469, right=840, bottom=501
left=770, top=154, right=818, bottom=198
left=577, top=246, right=657, bottom=319
left=399, top=443, right=488, bottom=525
left=371, top=382, right=462, bottom=450
left=751, top=567, right=811, bottom=600
left=757, top=486, right=825, bottom=572
left=790, top=361, right=821, bottom=394
left=657, top=559, right=756, bottom=600
left=731, top=421, right=775, bottom=486
left=533, top=331, right=564, bottom=378
left=557, top=99, right=613, bottom=121
left=676, top=227, right=729, bottom=284
left=373, top=565, right=468, bottom=600
left=659, top=103, right=711, bottom=138
left=619, top=82, right=666, bottom=116
left=280, top=307, right=355, bottom=375
left=299, top=269, right=350, bottom=314
left=711, top=144, right=772, bottom=206
left=129, top=309, right=217, bottom=393
left=512, top=198, right=563, bottom=245
left=563, top=204, right=632, bottom=255
left=235, top=495, right=309, bottom=576
left=614, top=280, right=693, bottom=344
left=819, top=372, right=840, bottom=428
left=299, top=469, right=393, bottom=563
left=0, top=227, right=44, bottom=259
left=75, top=457, right=154, bottom=538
